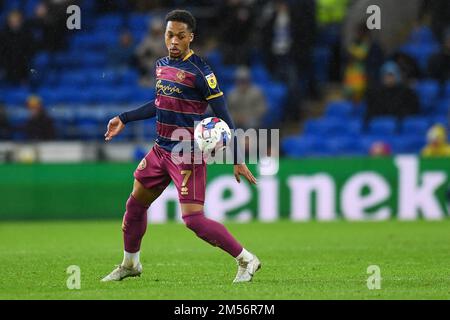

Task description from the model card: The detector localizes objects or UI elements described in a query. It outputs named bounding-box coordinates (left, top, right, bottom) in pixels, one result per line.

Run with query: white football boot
left=101, top=263, right=143, bottom=282
left=233, top=254, right=261, bottom=283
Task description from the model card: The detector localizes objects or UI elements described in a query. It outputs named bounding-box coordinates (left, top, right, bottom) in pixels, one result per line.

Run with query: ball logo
left=137, top=158, right=147, bottom=171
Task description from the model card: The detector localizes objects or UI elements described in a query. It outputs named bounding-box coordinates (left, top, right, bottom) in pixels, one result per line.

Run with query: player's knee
left=182, top=212, right=205, bottom=231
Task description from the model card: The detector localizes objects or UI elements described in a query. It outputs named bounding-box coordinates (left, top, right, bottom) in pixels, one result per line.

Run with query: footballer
left=102, top=10, right=260, bottom=283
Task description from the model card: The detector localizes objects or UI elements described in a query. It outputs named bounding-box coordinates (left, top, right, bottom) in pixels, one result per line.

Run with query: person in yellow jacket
left=421, top=124, right=450, bottom=157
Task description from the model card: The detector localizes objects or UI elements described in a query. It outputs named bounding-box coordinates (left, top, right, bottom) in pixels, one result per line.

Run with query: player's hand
left=104, top=116, right=125, bottom=141
left=234, top=163, right=257, bottom=185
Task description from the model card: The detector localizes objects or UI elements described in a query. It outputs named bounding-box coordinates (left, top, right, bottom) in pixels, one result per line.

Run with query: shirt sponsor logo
left=156, top=80, right=183, bottom=95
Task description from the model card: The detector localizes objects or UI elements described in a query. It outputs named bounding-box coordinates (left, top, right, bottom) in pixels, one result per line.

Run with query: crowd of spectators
left=0, top=0, right=448, bottom=157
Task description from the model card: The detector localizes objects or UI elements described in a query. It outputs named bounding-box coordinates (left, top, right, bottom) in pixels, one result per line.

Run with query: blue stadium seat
left=368, top=117, right=397, bottom=135
left=81, top=53, right=107, bottom=68
left=3, top=89, right=30, bottom=105
left=95, top=14, right=124, bottom=31
left=415, top=80, right=440, bottom=111
left=401, top=116, right=430, bottom=136
left=204, top=50, right=223, bottom=70
left=282, top=135, right=323, bottom=157
left=304, top=117, right=346, bottom=136
left=326, top=136, right=364, bottom=156
left=432, top=116, right=449, bottom=128
left=399, top=43, right=440, bottom=71
left=436, top=98, right=450, bottom=115
left=445, top=81, right=450, bottom=99
left=128, top=14, right=151, bottom=32
left=32, top=53, right=50, bottom=70
left=251, top=64, right=271, bottom=86
left=324, top=100, right=353, bottom=119
left=392, top=135, right=425, bottom=154
left=347, top=119, right=363, bottom=135
left=407, top=26, right=438, bottom=45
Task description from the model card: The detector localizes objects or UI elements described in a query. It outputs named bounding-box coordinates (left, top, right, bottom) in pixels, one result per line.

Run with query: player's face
left=165, top=21, right=193, bottom=59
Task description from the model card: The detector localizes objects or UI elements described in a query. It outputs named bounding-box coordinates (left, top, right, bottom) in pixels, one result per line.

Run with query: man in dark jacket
left=0, top=10, right=36, bottom=84
left=365, top=61, right=420, bottom=127
left=24, top=95, right=56, bottom=141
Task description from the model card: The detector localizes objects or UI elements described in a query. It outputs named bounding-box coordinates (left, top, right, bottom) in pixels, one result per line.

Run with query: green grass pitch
left=1, top=220, right=449, bottom=299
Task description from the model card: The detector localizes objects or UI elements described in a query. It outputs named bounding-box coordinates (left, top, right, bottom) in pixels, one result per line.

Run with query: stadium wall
left=0, top=155, right=448, bottom=221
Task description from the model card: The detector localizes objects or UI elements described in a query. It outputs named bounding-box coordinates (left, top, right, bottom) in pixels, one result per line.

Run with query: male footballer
left=102, top=10, right=260, bottom=283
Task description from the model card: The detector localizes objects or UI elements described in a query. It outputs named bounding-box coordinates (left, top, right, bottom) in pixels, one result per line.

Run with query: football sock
left=235, top=248, right=253, bottom=262
left=122, top=195, right=149, bottom=255
left=182, top=211, right=243, bottom=258
left=122, top=250, right=140, bottom=268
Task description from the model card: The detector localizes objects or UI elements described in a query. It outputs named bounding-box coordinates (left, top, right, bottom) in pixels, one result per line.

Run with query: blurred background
left=0, top=0, right=449, bottom=221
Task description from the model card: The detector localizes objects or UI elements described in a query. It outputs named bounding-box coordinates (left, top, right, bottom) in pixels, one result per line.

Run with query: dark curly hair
left=165, top=9, right=196, bottom=32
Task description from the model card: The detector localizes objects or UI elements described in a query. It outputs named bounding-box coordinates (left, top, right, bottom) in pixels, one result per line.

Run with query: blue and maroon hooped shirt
left=154, top=50, right=223, bottom=151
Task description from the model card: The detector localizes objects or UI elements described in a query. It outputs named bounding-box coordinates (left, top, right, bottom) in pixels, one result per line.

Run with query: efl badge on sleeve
left=205, top=73, right=217, bottom=89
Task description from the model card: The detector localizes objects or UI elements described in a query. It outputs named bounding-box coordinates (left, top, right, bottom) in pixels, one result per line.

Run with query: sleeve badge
left=205, top=73, right=218, bottom=89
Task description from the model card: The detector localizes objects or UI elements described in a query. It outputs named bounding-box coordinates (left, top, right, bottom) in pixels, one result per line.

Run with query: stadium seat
left=282, top=135, right=323, bottom=157
left=3, top=89, right=30, bottom=105
left=324, top=100, right=353, bottom=119
left=128, top=14, right=151, bottom=33
left=445, top=81, right=450, bottom=99
left=399, top=43, right=440, bottom=71
left=436, top=99, right=450, bottom=115
left=95, top=14, right=124, bottom=32
left=368, top=117, right=397, bottom=135
left=407, top=26, right=438, bottom=45
left=326, top=136, right=364, bottom=156
left=401, top=116, right=430, bottom=136
left=415, top=80, right=440, bottom=112
left=347, top=119, right=363, bottom=135
left=392, top=135, right=425, bottom=154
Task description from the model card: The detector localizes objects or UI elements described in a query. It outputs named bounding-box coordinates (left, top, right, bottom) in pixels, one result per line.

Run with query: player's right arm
left=104, top=100, right=157, bottom=141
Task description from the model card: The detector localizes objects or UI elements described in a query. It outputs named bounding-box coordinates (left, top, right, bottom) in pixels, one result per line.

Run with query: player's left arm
left=209, top=95, right=257, bottom=185
left=197, top=61, right=256, bottom=185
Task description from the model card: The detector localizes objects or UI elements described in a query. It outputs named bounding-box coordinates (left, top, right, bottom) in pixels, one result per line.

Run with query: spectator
left=0, top=10, right=36, bottom=84
left=30, top=1, right=69, bottom=52
left=391, top=51, right=422, bottom=85
left=261, top=0, right=307, bottom=121
left=108, top=30, right=136, bottom=70
left=227, top=66, right=267, bottom=129
left=421, top=124, right=450, bottom=157
left=135, top=17, right=166, bottom=87
left=365, top=61, right=420, bottom=126
left=343, top=23, right=384, bottom=102
left=428, top=27, right=450, bottom=84
left=0, top=102, right=12, bottom=140
left=23, top=95, right=56, bottom=141
left=219, top=0, right=255, bottom=65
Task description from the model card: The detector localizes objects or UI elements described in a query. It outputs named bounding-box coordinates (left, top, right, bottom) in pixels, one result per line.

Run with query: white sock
left=122, top=251, right=140, bottom=268
left=236, top=248, right=253, bottom=262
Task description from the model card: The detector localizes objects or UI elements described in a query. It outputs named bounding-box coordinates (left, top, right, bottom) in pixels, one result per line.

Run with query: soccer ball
left=194, top=117, right=231, bottom=153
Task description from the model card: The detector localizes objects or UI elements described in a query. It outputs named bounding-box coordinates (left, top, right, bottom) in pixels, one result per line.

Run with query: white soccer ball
left=194, top=117, right=232, bottom=153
